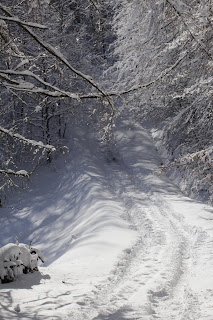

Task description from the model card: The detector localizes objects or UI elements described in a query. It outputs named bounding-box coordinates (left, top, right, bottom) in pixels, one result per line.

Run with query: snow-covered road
left=79, top=122, right=213, bottom=320
left=0, top=122, right=213, bottom=319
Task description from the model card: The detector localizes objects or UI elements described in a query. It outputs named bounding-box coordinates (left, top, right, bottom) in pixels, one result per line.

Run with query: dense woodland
left=0, top=0, right=212, bottom=203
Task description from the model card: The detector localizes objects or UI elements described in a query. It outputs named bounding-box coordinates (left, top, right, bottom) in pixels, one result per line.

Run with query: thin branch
left=1, top=50, right=189, bottom=101
left=87, top=0, right=102, bottom=31
left=0, top=72, right=20, bottom=85
left=0, top=182, right=8, bottom=191
left=0, top=126, right=56, bottom=151
left=104, top=51, right=189, bottom=97
left=0, top=4, right=115, bottom=119
left=0, top=74, right=102, bottom=99
left=88, top=0, right=101, bottom=12
left=0, top=69, right=81, bottom=100
left=0, top=15, right=48, bottom=29
left=3, top=85, right=78, bottom=98
left=0, top=169, right=30, bottom=177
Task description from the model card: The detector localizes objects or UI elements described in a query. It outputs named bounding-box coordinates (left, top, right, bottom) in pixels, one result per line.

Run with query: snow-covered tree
left=0, top=0, right=114, bottom=201
left=107, top=0, right=212, bottom=202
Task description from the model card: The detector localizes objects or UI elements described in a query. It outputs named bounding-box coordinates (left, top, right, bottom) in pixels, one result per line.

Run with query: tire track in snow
left=147, top=194, right=193, bottom=319
left=70, top=124, right=213, bottom=320
left=150, top=193, right=213, bottom=319
left=79, top=155, right=194, bottom=320
left=69, top=157, right=167, bottom=320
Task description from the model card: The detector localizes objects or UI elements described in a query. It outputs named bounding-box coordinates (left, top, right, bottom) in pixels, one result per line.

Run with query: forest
left=0, top=0, right=212, bottom=203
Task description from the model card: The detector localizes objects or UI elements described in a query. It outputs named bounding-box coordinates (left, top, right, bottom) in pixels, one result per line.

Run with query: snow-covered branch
left=0, top=69, right=108, bottom=100
left=161, top=147, right=213, bottom=172
left=0, top=4, right=114, bottom=119
left=161, top=147, right=213, bottom=199
left=106, top=51, right=188, bottom=97
left=79, top=51, right=189, bottom=99
left=0, top=15, right=48, bottom=29
left=0, top=72, right=20, bottom=85
left=0, top=169, right=29, bottom=177
left=87, top=0, right=102, bottom=31
left=165, top=0, right=213, bottom=60
left=0, top=4, right=112, bottom=97
left=0, top=69, right=81, bottom=100
left=0, top=126, right=56, bottom=151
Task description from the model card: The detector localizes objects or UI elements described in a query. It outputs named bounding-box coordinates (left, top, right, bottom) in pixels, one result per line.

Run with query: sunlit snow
left=0, top=122, right=212, bottom=319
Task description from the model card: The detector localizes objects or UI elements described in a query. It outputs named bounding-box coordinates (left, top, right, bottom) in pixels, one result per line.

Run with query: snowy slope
left=0, top=122, right=213, bottom=320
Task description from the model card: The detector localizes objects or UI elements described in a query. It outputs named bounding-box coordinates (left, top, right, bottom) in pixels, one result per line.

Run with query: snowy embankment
left=0, top=125, right=137, bottom=319
left=0, top=122, right=213, bottom=319
left=150, top=126, right=213, bottom=204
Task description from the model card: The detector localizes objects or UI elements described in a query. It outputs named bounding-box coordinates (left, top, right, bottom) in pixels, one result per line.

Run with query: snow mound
left=0, top=242, right=44, bottom=284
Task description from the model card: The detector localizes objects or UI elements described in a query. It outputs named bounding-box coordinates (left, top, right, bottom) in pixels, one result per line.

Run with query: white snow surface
left=0, top=121, right=213, bottom=319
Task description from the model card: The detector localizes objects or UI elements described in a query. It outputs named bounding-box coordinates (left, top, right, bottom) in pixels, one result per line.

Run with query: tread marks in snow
left=89, top=153, right=201, bottom=319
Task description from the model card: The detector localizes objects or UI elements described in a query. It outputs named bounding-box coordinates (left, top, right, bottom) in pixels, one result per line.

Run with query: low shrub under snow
left=0, top=242, right=45, bottom=283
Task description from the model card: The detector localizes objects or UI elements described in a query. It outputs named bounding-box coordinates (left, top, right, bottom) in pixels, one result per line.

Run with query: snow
left=0, top=15, right=48, bottom=29
left=151, top=126, right=213, bottom=203
left=0, top=121, right=213, bottom=319
left=0, top=242, right=45, bottom=283
left=18, top=23, right=105, bottom=97
left=15, top=170, right=29, bottom=177
left=0, top=126, right=56, bottom=151
left=0, top=19, right=7, bottom=27
left=0, top=169, right=29, bottom=177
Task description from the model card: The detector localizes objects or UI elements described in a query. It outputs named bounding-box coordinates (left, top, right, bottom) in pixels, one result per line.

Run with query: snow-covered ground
left=0, top=121, right=213, bottom=319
